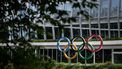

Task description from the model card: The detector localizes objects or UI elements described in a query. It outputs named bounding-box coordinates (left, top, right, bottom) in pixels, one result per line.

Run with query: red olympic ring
left=86, top=34, right=103, bottom=52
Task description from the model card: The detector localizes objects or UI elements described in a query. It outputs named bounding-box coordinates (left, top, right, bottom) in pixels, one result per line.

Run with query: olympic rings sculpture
left=57, top=34, right=103, bottom=60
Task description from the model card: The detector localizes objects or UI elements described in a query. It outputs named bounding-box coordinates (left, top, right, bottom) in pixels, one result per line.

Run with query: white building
left=29, top=0, right=122, bottom=64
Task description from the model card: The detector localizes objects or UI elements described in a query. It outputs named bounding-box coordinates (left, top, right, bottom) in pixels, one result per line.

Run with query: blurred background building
left=29, top=0, right=122, bottom=64
left=36, top=0, right=122, bottom=40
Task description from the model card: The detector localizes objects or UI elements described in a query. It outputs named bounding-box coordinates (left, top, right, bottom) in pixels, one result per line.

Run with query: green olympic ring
left=78, top=43, right=94, bottom=60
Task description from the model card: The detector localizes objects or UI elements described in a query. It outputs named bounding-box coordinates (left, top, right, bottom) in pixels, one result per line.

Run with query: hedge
left=52, top=62, right=122, bottom=69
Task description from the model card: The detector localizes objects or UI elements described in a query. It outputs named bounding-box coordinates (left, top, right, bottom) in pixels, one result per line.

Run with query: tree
left=0, top=0, right=98, bottom=68
left=0, top=0, right=97, bottom=42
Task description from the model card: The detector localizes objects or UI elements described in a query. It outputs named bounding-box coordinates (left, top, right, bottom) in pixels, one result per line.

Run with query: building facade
left=33, top=0, right=122, bottom=64
left=36, top=0, right=122, bottom=40
left=33, top=40, right=122, bottom=64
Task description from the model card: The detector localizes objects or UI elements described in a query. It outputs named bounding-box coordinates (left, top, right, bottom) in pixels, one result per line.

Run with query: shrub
left=54, top=63, right=122, bottom=69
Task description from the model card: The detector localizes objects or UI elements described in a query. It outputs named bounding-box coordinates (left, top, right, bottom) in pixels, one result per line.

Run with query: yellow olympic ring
left=63, top=44, right=78, bottom=60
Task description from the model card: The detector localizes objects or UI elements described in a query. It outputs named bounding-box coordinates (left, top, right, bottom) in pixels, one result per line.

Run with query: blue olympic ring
left=57, top=37, right=71, bottom=52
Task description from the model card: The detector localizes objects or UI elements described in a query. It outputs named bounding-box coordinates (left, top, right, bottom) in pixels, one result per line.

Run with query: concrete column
left=108, top=0, right=111, bottom=39
left=60, top=52, right=62, bottom=62
left=93, top=52, right=96, bottom=64
left=70, top=24, right=73, bottom=38
left=89, top=18, right=92, bottom=36
left=118, top=0, right=121, bottom=38
left=77, top=55, right=79, bottom=63
left=43, top=25, right=46, bottom=40
left=79, top=16, right=82, bottom=36
left=112, top=49, right=114, bottom=64
left=52, top=26, right=55, bottom=40
left=98, top=0, right=101, bottom=35
left=43, top=49, right=44, bottom=60
left=56, top=49, right=58, bottom=62
left=102, top=50, right=104, bottom=63
left=61, top=29, right=64, bottom=37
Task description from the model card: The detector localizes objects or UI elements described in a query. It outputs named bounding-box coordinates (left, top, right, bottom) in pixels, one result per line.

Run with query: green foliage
left=39, top=59, right=56, bottom=69
left=0, top=0, right=97, bottom=43
left=0, top=44, right=56, bottom=69
left=1, top=46, right=122, bottom=69
left=53, top=63, right=122, bottom=69
left=0, top=0, right=98, bottom=69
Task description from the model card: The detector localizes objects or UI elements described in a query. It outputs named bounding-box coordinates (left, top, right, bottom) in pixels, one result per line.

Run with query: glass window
left=53, top=49, right=56, bottom=61
left=45, top=27, right=53, bottom=39
left=64, top=3, right=72, bottom=11
left=114, top=49, right=122, bottom=52
left=120, top=22, right=122, bottom=29
left=44, top=49, right=47, bottom=56
left=64, top=28, right=71, bottom=38
left=82, top=29, right=90, bottom=38
left=64, top=25, right=70, bottom=27
left=73, top=29, right=80, bottom=37
left=48, top=49, right=52, bottom=58
left=55, top=27, right=61, bottom=39
left=110, top=0, right=119, bottom=17
left=82, top=24, right=89, bottom=28
left=72, top=8, right=79, bottom=17
left=110, top=31, right=118, bottom=38
left=95, top=50, right=103, bottom=63
left=90, top=7, right=98, bottom=17
left=58, top=3, right=71, bottom=10
left=114, top=54, right=122, bottom=63
left=101, top=30, right=109, bottom=39
left=104, top=49, right=112, bottom=63
left=57, top=50, right=62, bottom=62
left=86, top=50, right=93, bottom=63
left=91, top=30, right=99, bottom=35
left=72, top=24, right=80, bottom=27
left=100, top=0, right=109, bottom=17
left=120, top=0, right=122, bottom=16
left=91, top=24, right=98, bottom=28
left=120, top=31, right=122, bottom=37
left=39, top=49, right=44, bottom=57
left=100, top=23, right=108, bottom=29
left=110, top=23, right=118, bottom=29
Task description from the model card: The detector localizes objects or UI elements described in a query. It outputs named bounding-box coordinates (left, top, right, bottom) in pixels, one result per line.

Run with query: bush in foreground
left=53, top=62, right=122, bottom=69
